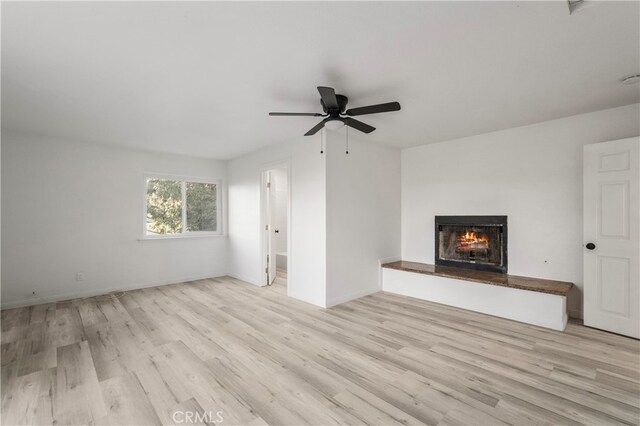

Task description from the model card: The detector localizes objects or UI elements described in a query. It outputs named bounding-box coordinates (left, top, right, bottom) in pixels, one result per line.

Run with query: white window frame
left=142, top=173, right=223, bottom=240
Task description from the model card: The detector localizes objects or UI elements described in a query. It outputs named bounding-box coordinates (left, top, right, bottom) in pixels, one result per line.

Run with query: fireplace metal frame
left=434, top=215, right=508, bottom=273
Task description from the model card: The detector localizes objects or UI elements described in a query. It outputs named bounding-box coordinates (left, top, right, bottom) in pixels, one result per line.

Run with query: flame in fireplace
left=461, top=231, right=489, bottom=244
left=457, top=231, right=490, bottom=252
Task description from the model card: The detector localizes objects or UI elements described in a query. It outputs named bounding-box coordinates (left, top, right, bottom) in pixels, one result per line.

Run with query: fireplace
left=435, top=216, right=507, bottom=273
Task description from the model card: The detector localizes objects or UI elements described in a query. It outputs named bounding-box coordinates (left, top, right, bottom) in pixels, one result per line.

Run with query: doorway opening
left=261, top=164, right=289, bottom=293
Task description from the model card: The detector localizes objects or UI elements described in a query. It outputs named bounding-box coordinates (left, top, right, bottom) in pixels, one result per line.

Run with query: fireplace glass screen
left=435, top=216, right=507, bottom=273
left=438, top=225, right=503, bottom=266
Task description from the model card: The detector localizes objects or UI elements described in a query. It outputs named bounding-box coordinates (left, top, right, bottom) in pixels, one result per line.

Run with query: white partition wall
left=227, top=132, right=401, bottom=308
left=325, top=132, right=401, bottom=307
left=227, top=139, right=328, bottom=307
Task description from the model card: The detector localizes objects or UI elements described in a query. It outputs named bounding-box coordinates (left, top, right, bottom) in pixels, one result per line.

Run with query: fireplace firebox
left=435, top=216, right=507, bottom=273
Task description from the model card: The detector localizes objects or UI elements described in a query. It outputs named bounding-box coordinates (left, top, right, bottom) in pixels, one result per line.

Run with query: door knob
left=586, top=243, right=596, bottom=250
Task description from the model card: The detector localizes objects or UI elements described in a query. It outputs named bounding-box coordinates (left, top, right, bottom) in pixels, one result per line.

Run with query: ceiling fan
left=269, top=86, right=401, bottom=136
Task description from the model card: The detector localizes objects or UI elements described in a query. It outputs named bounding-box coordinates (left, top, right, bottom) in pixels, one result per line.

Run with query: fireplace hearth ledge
left=381, top=260, right=572, bottom=331
left=382, top=261, right=572, bottom=296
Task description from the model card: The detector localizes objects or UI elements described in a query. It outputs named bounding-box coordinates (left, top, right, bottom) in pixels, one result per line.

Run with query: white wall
left=289, top=142, right=327, bottom=306
left=227, top=141, right=291, bottom=285
left=1, top=135, right=2, bottom=298
left=401, top=103, right=640, bottom=318
left=227, top=138, right=327, bottom=307
left=227, top=132, right=402, bottom=308
left=7, top=104, right=635, bottom=315
left=325, top=133, right=401, bottom=306
left=1, top=133, right=228, bottom=308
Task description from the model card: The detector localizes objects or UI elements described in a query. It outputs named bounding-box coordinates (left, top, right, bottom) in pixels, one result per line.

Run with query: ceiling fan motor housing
left=321, top=94, right=348, bottom=115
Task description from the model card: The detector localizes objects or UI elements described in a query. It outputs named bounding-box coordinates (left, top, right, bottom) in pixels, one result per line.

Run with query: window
left=145, top=175, right=221, bottom=237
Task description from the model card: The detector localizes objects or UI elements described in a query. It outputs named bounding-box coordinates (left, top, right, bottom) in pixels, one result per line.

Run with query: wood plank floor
left=2, top=273, right=639, bottom=425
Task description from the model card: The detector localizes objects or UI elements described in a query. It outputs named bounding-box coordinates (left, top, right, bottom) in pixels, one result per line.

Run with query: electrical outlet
left=76, top=272, right=84, bottom=282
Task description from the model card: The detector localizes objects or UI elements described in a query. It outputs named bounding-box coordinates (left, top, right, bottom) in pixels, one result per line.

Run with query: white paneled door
left=584, top=137, right=639, bottom=338
left=263, top=171, right=277, bottom=286
left=268, top=173, right=277, bottom=285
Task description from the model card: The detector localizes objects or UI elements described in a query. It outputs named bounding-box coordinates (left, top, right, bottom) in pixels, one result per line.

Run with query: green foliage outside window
left=186, top=182, right=217, bottom=232
left=146, top=179, right=182, bottom=234
left=146, top=178, right=218, bottom=235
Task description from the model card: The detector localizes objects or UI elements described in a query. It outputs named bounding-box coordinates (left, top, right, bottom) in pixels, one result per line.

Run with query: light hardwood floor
left=2, top=274, right=639, bottom=425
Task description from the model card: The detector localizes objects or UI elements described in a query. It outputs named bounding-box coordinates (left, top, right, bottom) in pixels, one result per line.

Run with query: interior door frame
left=260, top=159, right=291, bottom=292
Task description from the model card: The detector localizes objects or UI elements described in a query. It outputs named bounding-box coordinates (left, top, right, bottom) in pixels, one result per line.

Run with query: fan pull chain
left=320, top=128, right=324, bottom=154
left=346, top=126, right=349, bottom=154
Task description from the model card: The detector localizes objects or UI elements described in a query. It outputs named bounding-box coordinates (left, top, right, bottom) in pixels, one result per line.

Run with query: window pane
left=186, top=182, right=217, bottom=232
left=146, top=179, right=183, bottom=234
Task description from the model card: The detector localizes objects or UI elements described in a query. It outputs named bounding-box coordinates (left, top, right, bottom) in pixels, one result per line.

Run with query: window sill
left=138, top=233, right=227, bottom=241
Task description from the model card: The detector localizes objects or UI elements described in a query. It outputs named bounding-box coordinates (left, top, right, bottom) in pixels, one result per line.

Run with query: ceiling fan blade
left=304, top=118, right=329, bottom=136
left=346, top=101, right=401, bottom=116
left=317, top=86, right=338, bottom=109
left=344, top=118, right=375, bottom=134
left=269, top=112, right=324, bottom=117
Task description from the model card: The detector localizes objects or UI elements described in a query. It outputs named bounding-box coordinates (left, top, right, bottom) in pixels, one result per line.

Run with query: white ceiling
left=2, top=1, right=639, bottom=159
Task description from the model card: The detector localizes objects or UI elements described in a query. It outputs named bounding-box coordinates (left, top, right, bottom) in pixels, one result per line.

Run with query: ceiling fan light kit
left=269, top=86, right=401, bottom=137
left=318, top=125, right=350, bottom=155
left=324, top=119, right=345, bottom=130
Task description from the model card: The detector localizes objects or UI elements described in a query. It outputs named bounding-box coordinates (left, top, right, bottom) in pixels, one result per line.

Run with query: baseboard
left=288, top=289, right=327, bottom=308
left=0, top=272, right=226, bottom=310
left=325, top=286, right=380, bottom=308
left=226, top=273, right=262, bottom=287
